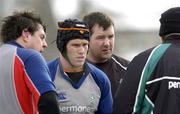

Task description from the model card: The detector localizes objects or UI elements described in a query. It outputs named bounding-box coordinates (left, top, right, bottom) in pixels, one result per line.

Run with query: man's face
left=28, top=24, right=47, bottom=52
left=66, top=39, right=89, bottom=67
left=88, top=24, right=115, bottom=62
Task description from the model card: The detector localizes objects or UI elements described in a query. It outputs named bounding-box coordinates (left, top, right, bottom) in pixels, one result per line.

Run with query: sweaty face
left=28, top=24, right=47, bottom=52
left=88, top=24, right=115, bottom=63
left=66, top=39, right=89, bottom=68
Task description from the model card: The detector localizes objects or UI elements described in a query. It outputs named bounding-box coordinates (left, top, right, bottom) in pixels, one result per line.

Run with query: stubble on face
left=87, top=24, right=115, bottom=63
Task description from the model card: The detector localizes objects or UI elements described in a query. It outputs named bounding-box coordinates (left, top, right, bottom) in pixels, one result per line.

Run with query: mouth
left=102, top=49, right=111, bottom=53
left=77, top=56, right=85, bottom=60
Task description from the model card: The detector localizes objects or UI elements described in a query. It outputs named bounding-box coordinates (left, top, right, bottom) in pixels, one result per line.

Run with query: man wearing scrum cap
left=48, top=19, right=112, bottom=114
left=114, top=7, right=180, bottom=114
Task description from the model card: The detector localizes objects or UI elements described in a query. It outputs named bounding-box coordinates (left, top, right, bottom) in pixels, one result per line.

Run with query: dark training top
left=114, top=39, right=180, bottom=114
left=88, top=54, right=129, bottom=98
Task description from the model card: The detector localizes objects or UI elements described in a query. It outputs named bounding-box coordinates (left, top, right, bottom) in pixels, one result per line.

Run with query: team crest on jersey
left=57, top=90, right=69, bottom=102
left=89, top=94, right=96, bottom=104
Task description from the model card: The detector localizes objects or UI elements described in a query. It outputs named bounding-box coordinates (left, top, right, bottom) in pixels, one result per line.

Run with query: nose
left=78, top=45, right=87, bottom=54
left=43, top=40, right=48, bottom=48
left=103, top=38, right=110, bottom=46
left=79, top=46, right=84, bottom=53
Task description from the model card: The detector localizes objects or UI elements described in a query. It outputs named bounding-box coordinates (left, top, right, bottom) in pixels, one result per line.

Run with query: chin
left=74, top=62, right=84, bottom=67
left=74, top=64, right=84, bottom=68
left=102, top=54, right=112, bottom=59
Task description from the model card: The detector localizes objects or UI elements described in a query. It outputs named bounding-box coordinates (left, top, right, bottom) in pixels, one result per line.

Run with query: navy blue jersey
left=88, top=54, right=129, bottom=98
left=114, top=40, right=180, bottom=114
left=48, top=58, right=113, bottom=114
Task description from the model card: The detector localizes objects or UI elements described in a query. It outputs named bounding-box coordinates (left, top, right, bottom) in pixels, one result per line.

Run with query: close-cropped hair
left=83, top=12, right=114, bottom=35
left=0, top=10, right=46, bottom=43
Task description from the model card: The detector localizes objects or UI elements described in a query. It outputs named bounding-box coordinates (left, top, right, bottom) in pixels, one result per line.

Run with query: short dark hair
left=83, top=12, right=114, bottom=35
left=0, top=10, right=46, bottom=43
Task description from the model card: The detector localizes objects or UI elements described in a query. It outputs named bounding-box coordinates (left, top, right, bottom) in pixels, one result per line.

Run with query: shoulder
left=112, top=54, right=129, bottom=64
left=128, top=47, right=156, bottom=69
left=47, top=58, right=59, bottom=69
left=17, top=48, right=45, bottom=62
left=16, top=49, right=49, bottom=71
left=47, top=58, right=59, bottom=81
left=86, top=62, right=111, bottom=86
left=131, top=44, right=170, bottom=67
left=132, top=47, right=156, bottom=63
left=87, top=62, right=109, bottom=79
left=111, top=54, right=130, bottom=69
left=16, top=48, right=48, bottom=72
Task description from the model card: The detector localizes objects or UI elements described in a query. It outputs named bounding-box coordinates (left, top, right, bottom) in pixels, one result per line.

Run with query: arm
left=22, top=50, right=60, bottom=113
left=97, top=74, right=113, bottom=114
left=113, top=52, right=150, bottom=114
left=87, top=63, right=113, bottom=114
left=38, top=91, right=60, bottom=114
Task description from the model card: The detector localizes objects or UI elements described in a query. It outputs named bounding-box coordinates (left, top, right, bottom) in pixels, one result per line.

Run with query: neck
left=15, top=37, right=27, bottom=48
left=87, top=53, right=108, bottom=63
left=64, top=68, right=83, bottom=73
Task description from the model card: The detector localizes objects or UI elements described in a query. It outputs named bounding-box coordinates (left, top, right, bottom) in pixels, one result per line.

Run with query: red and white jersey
left=0, top=42, right=56, bottom=114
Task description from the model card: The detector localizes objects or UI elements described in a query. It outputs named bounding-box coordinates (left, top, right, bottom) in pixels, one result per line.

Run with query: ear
left=22, top=29, right=31, bottom=42
left=161, top=36, right=165, bottom=43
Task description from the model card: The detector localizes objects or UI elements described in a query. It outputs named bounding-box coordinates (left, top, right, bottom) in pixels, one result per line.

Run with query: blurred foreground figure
left=0, top=11, right=60, bottom=114
left=114, top=7, right=180, bottom=114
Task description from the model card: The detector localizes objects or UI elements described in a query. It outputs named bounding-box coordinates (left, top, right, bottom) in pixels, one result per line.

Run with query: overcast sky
left=51, top=0, right=180, bottom=31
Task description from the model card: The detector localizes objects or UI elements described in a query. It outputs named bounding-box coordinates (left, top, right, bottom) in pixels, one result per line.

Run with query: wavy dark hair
left=0, top=10, right=46, bottom=43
